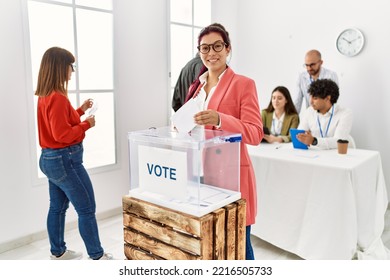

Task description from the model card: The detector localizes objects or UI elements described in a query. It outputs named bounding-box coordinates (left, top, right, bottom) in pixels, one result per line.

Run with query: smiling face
left=199, top=32, right=230, bottom=75
left=271, top=90, right=288, bottom=112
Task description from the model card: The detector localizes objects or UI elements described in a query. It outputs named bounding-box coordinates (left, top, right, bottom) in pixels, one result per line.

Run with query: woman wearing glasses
left=35, top=47, right=112, bottom=260
left=261, top=86, right=299, bottom=143
left=187, top=23, right=263, bottom=260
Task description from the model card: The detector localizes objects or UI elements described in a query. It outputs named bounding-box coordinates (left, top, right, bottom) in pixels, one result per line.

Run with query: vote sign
left=138, top=145, right=187, bottom=200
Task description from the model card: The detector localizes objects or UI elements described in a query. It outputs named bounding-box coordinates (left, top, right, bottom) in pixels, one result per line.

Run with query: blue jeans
left=246, top=225, right=255, bottom=260
left=39, top=143, right=104, bottom=259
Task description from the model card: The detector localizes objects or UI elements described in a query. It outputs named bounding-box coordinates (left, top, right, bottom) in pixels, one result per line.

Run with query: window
left=25, top=0, right=115, bottom=179
left=169, top=0, right=211, bottom=108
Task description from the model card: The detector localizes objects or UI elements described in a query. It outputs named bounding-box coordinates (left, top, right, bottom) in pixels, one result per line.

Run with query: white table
left=248, top=143, right=390, bottom=259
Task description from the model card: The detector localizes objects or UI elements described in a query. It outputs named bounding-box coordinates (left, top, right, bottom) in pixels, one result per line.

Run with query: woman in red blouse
left=36, top=47, right=112, bottom=260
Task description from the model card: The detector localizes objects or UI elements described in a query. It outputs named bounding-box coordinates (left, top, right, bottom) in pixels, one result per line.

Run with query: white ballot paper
left=171, top=98, right=199, bottom=133
left=88, top=101, right=98, bottom=116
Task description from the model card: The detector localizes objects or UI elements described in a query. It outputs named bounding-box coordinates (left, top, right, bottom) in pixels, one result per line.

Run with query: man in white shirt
left=294, top=50, right=339, bottom=113
left=297, top=79, right=353, bottom=150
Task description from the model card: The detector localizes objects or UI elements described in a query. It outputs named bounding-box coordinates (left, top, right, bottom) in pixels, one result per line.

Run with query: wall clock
left=336, top=28, right=365, bottom=57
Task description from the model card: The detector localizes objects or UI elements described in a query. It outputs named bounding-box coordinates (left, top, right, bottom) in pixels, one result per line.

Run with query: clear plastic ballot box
left=127, top=126, right=242, bottom=217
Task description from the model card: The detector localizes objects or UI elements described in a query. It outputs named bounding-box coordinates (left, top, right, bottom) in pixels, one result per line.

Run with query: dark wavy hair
left=185, top=23, right=230, bottom=102
left=265, top=86, right=298, bottom=115
left=308, top=79, right=339, bottom=104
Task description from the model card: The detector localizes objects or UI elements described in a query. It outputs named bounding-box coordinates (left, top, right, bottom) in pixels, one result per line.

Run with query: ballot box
left=127, top=126, right=242, bottom=217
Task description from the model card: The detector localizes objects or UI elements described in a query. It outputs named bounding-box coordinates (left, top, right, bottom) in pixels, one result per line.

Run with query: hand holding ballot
left=171, top=97, right=220, bottom=133
left=88, top=100, right=98, bottom=116
left=170, top=97, right=199, bottom=133
left=194, top=109, right=220, bottom=127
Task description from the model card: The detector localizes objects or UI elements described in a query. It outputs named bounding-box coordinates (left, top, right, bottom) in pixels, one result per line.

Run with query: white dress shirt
left=294, top=67, right=339, bottom=113
left=194, top=70, right=226, bottom=128
left=271, top=112, right=285, bottom=136
left=298, top=104, right=353, bottom=150
left=195, top=70, right=226, bottom=109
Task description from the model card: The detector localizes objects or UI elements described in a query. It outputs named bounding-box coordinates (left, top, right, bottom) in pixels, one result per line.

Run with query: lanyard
left=317, top=105, right=334, bottom=138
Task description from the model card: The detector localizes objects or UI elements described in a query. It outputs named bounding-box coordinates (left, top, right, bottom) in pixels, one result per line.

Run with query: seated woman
left=261, top=86, right=299, bottom=143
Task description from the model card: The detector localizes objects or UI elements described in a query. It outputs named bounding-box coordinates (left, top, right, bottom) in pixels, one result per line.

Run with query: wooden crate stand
left=122, top=196, right=246, bottom=260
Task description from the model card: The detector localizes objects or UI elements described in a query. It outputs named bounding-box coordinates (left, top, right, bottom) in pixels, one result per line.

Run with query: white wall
left=1, top=0, right=389, bottom=251
left=0, top=0, right=168, bottom=249
left=212, top=0, right=390, bottom=200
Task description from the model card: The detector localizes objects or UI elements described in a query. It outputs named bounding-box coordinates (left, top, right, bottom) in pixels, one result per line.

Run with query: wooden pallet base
left=122, top=196, right=246, bottom=260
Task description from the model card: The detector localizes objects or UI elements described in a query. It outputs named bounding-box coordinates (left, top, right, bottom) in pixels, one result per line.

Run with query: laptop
left=290, top=128, right=308, bottom=150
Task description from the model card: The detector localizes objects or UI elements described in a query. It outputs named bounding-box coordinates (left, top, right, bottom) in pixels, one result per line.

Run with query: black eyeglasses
left=197, top=40, right=227, bottom=54
left=70, top=63, right=76, bottom=72
left=303, top=61, right=320, bottom=68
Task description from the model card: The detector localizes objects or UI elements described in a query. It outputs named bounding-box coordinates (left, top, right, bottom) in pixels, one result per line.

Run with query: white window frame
left=168, top=0, right=211, bottom=116
left=21, top=0, right=118, bottom=186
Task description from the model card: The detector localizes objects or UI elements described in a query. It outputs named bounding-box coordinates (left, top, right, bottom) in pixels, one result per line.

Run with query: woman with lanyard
left=261, top=86, right=299, bottom=143
left=297, top=79, right=353, bottom=149
left=186, top=23, right=263, bottom=260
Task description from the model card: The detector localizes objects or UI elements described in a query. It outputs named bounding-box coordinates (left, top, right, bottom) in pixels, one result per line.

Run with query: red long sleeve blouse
left=37, top=91, right=91, bottom=149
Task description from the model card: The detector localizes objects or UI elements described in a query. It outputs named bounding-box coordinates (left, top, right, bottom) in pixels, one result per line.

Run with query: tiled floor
left=0, top=208, right=389, bottom=260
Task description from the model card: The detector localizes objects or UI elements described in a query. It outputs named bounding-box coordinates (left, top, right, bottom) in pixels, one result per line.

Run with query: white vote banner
left=138, top=145, right=187, bottom=200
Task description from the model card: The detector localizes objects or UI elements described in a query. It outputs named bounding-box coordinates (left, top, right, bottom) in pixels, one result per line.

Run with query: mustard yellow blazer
left=261, top=110, right=299, bottom=142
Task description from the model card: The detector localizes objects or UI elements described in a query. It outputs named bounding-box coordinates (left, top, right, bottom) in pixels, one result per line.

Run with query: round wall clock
left=336, top=28, right=365, bottom=57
